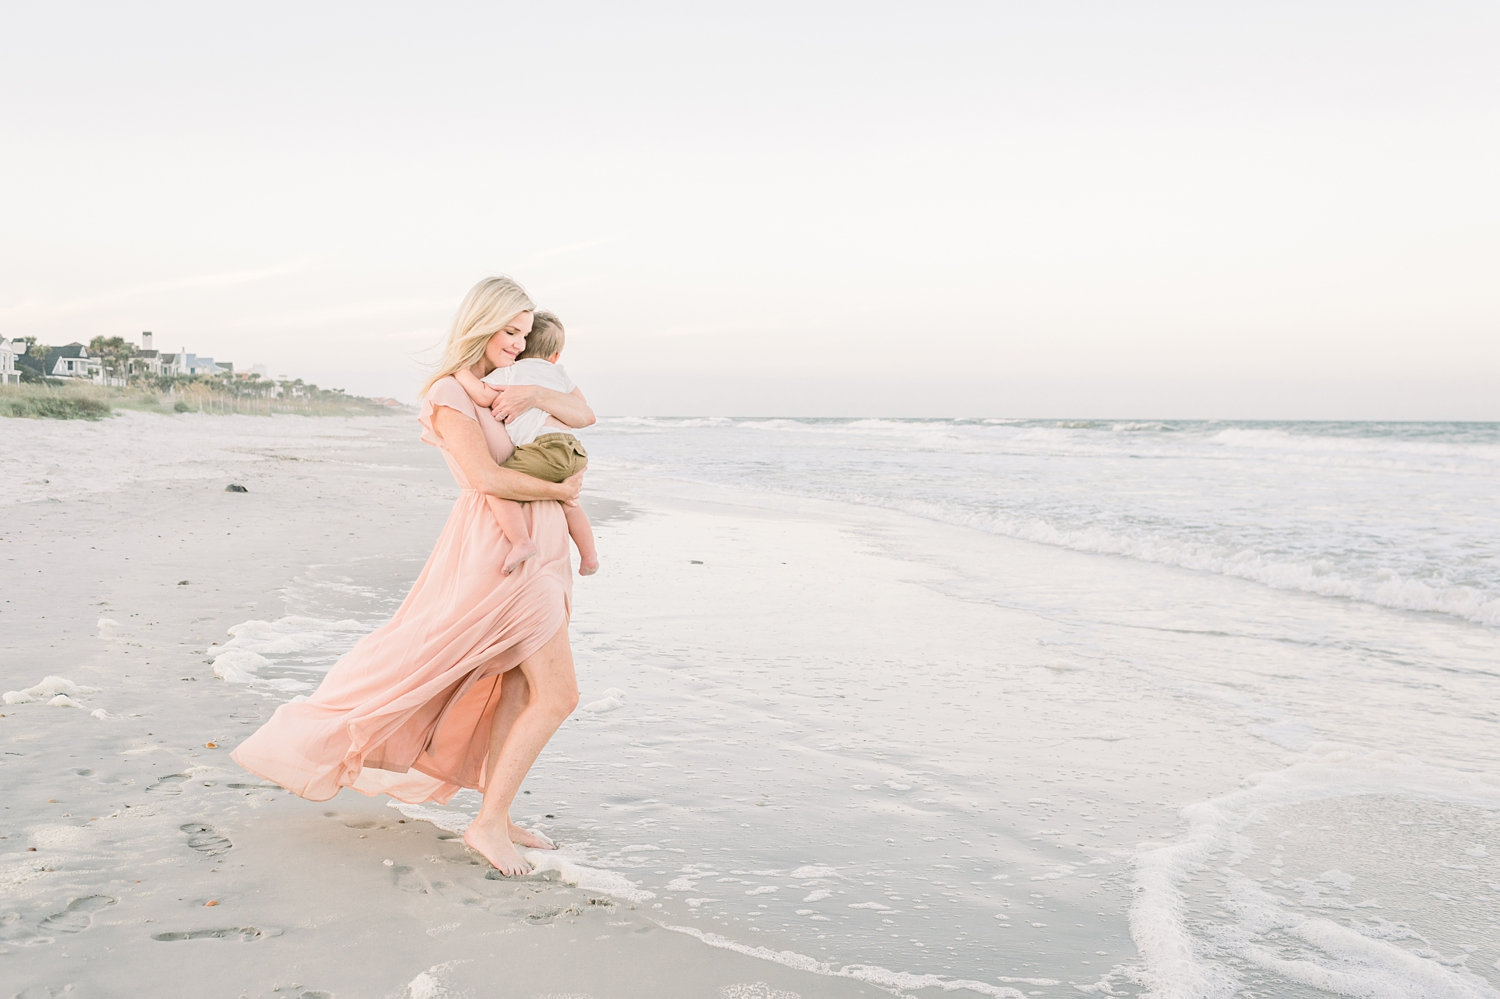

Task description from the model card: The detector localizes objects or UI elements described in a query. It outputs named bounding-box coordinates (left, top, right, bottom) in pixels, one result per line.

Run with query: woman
left=232, top=276, right=592, bottom=877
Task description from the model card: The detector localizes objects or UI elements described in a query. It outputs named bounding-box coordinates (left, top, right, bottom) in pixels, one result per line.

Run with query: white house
left=185, top=354, right=229, bottom=376
left=129, top=330, right=163, bottom=379
left=0, top=339, right=18, bottom=385
left=153, top=344, right=225, bottom=378
left=46, top=343, right=102, bottom=381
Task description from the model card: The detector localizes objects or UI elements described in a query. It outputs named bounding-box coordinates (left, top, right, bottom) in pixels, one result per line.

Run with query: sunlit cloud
left=0, top=259, right=320, bottom=323
left=128, top=260, right=320, bottom=296
left=224, top=299, right=451, bottom=330
left=523, top=238, right=615, bottom=264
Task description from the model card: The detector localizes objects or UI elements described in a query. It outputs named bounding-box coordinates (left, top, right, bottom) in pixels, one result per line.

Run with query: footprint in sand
left=180, top=822, right=232, bottom=857
left=152, top=927, right=266, bottom=942
left=228, top=782, right=281, bottom=791
left=37, top=895, right=115, bottom=935
left=146, top=773, right=191, bottom=795
left=391, top=864, right=430, bottom=894
left=522, top=903, right=583, bottom=922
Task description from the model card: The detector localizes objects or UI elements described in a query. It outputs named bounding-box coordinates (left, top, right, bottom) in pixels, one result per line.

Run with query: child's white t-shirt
left=481, top=359, right=577, bottom=447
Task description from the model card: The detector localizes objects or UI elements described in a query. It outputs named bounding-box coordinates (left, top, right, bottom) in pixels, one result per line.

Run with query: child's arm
left=453, top=368, right=501, bottom=410
left=490, top=385, right=595, bottom=428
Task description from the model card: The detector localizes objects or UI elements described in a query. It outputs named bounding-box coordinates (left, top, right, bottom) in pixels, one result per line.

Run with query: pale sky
left=3, top=1, right=1497, bottom=418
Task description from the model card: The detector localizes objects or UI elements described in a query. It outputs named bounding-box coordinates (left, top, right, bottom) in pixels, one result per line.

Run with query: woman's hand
left=490, top=385, right=596, bottom=428
left=554, top=470, right=584, bottom=504
left=490, top=385, right=542, bottom=423
left=432, top=406, right=578, bottom=503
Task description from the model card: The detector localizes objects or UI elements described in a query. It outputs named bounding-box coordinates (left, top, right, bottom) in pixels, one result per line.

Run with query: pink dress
left=230, top=376, right=573, bottom=803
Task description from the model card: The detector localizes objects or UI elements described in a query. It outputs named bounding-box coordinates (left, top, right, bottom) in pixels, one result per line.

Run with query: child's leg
left=483, top=495, right=538, bottom=575
left=562, top=502, right=599, bottom=576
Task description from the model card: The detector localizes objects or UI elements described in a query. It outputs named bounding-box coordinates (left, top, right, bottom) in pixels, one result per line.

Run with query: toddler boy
left=455, top=312, right=599, bottom=576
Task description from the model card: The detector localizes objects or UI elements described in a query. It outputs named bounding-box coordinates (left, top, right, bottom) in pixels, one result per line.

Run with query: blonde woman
left=233, top=276, right=592, bottom=876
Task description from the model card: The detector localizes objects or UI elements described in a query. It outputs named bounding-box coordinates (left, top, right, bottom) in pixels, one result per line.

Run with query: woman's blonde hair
left=422, top=276, right=535, bottom=396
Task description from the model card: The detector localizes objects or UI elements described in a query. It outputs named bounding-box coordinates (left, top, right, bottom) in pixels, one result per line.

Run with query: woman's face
left=482, top=311, right=534, bottom=373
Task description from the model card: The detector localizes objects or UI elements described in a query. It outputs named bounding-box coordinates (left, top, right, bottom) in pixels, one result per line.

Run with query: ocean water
left=567, top=418, right=1500, bottom=997
left=590, top=418, right=1500, bottom=629
left=36, top=413, right=1494, bottom=997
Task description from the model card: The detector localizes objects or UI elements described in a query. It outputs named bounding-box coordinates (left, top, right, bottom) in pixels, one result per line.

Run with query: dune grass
left=1, top=383, right=115, bottom=420
left=1, top=382, right=398, bottom=419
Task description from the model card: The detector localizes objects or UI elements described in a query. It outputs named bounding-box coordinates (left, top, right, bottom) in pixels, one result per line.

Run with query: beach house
left=10, top=332, right=240, bottom=386
left=190, top=355, right=231, bottom=376
left=0, top=339, right=19, bottom=385
left=177, top=350, right=228, bottom=377
left=129, top=331, right=163, bottom=379
left=44, top=343, right=102, bottom=382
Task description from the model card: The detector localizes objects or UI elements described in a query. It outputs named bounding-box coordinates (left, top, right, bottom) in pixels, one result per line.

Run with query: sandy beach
left=4, top=413, right=1498, bottom=998
left=0, top=415, right=899, bottom=998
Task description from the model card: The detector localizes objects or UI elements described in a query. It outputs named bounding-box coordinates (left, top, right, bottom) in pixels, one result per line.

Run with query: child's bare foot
left=579, top=555, right=599, bottom=576
left=463, top=823, right=531, bottom=876
left=504, top=540, right=538, bottom=575
left=509, top=821, right=557, bottom=850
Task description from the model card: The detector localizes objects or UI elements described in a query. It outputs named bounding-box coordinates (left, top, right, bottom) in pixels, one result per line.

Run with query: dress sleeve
left=418, top=376, right=479, bottom=449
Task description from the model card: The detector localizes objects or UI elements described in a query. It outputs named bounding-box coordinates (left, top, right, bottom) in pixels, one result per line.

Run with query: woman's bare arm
left=490, top=385, right=596, bottom=428
left=432, top=406, right=583, bottom=502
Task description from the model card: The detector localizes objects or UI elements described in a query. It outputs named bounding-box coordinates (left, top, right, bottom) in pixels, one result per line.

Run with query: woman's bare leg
left=484, top=668, right=559, bottom=851
left=463, top=624, right=578, bottom=875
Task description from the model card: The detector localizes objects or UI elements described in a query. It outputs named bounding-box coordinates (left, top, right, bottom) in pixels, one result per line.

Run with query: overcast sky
left=3, top=1, right=1497, bottom=418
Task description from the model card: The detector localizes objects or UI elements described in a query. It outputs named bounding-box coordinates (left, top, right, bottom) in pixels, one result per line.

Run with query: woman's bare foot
left=578, top=555, right=599, bottom=577
left=503, top=540, right=538, bottom=575
left=463, top=824, right=531, bottom=876
left=509, top=821, right=557, bottom=850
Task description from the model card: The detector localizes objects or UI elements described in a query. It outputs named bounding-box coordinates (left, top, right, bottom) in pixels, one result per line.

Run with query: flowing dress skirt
left=231, top=488, right=573, bottom=804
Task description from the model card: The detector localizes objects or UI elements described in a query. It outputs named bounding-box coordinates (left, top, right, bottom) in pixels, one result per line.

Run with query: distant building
left=45, top=343, right=102, bottom=381
left=0, top=339, right=18, bottom=385
left=12, top=331, right=244, bottom=387
left=129, top=331, right=163, bottom=379
left=180, top=352, right=228, bottom=376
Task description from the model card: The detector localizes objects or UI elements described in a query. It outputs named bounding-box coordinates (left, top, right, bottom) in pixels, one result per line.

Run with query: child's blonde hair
left=518, top=311, right=565, bottom=361
left=421, top=276, right=534, bottom=396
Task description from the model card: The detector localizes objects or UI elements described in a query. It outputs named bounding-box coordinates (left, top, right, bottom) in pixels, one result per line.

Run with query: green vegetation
left=1, top=379, right=400, bottom=420
left=2, top=384, right=113, bottom=420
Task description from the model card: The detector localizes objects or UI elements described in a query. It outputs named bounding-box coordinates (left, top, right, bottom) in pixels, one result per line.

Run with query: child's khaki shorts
left=502, top=432, right=588, bottom=483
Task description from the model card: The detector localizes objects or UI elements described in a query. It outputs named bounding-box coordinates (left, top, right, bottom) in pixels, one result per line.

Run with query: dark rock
left=225, top=483, right=248, bottom=493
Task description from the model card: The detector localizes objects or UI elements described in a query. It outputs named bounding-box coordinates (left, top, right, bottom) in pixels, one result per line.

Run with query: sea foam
left=2, top=675, right=100, bottom=706
left=1129, top=744, right=1500, bottom=999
